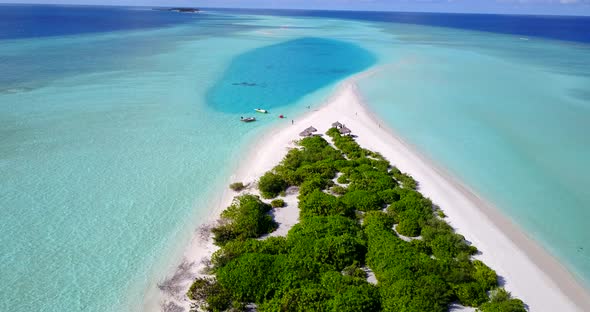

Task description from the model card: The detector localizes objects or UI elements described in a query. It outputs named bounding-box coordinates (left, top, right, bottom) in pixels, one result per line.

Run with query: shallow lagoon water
left=356, top=22, right=590, bottom=288
left=0, top=9, right=375, bottom=312
left=1, top=6, right=590, bottom=312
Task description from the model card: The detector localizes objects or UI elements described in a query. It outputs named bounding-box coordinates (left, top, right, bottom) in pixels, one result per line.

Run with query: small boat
left=240, top=117, right=256, bottom=123
left=254, top=108, right=268, bottom=114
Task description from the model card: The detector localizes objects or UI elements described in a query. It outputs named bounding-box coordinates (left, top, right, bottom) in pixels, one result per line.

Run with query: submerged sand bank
left=156, top=78, right=590, bottom=312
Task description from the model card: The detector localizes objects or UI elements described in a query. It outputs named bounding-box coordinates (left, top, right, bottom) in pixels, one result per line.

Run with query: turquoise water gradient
left=356, top=23, right=590, bottom=288
left=1, top=8, right=590, bottom=312
left=0, top=13, right=375, bottom=312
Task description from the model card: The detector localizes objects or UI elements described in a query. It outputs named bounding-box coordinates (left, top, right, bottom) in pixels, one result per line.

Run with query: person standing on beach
left=291, top=120, right=294, bottom=125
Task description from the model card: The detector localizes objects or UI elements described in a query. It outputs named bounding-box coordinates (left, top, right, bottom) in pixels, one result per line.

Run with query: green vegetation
left=229, top=182, right=246, bottom=192
left=258, top=172, right=287, bottom=199
left=271, top=198, right=285, bottom=208
left=299, top=189, right=353, bottom=219
left=211, top=195, right=277, bottom=246
left=477, top=288, right=526, bottom=312
left=330, top=185, right=348, bottom=195
left=190, top=128, right=525, bottom=312
left=341, top=190, right=384, bottom=212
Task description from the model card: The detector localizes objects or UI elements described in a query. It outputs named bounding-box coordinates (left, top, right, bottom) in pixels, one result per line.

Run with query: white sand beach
left=161, top=79, right=590, bottom=312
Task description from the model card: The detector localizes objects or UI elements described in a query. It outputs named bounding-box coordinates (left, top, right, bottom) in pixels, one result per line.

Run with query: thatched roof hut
left=304, top=126, right=318, bottom=133
left=299, top=130, right=312, bottom=137
left=339, top=125, right=352, bottom=135
left=332, top=121, right=343, bottom=128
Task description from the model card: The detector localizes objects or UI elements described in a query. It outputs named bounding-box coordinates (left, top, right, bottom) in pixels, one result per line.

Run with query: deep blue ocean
left=2, top=5, right=590, bottom=43
left=0, top=5, right=198, bottom=39
left=1, top=4, right=590, bottom=312
left=214, top=8, right=590, bottom=43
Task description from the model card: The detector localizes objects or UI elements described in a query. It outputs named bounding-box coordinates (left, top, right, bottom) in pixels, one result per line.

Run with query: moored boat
left=254, top=108, right=268, bottom=114
left=240, top=117, right=256, bottom=122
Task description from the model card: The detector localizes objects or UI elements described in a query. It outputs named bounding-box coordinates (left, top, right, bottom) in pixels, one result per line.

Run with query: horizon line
left=1, top=2, right=589, bottom=18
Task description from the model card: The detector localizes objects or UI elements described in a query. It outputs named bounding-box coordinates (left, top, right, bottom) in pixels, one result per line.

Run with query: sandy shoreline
left=156, top=78, right=590, bottom=311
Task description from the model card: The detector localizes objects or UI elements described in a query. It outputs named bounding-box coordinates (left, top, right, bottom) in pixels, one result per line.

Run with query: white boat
left=240, top=117, right=256, bottom=122
left=254, top=108, right=268, bottom=114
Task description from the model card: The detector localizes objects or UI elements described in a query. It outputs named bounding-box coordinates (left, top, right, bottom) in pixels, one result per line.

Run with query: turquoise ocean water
left=1, top=5, right=589, bottom=311
left=355, top=23, right=590, bottom=288
left=0, top=8, right=376, bottom=311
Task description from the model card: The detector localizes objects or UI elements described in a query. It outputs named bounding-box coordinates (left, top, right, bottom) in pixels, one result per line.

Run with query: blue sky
left=3, top=0, right=590, bottom=15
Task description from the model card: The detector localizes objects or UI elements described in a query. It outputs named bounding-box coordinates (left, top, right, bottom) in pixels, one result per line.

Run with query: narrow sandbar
left=161, top=77, right=590, bottom=312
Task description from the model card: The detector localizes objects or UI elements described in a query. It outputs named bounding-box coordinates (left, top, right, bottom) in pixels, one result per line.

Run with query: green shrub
left=271, top=198, right=286, bottom=208
left=337, top=174, right=350, bottom=184
left=288, top=216, right=364, bottom=242
left=410, top=239, right=432, bottom=255
left=477, top=288, right=526, bottom=312
left=258, top=172, right=288, bottom=199
left=269, top=285, right=332, bottom=312
left=396, top=209, right=424, bottom=237
left=329, top=283, right=381, bottom=312
left=320, top=271, right=381, bottom=312
left=425, top=230, right=477, bottom=260
left=379, top=189, right=401, bottom=204
left=298, top=175, right=330, bottom=199
left=295, top=161, right=337, bottom=181
left=421, top=218, right=454, bottom=241
left=297, top=136, right=345, bottom=164
left=389, top=189, right=432, bottom=215
left=390, top=167, right=418, bottom=190
left=229, top=182, right=246, bottom=192
left=371, top=159, right=390, bottom=172
left=288, top=216, right=367, bottom=271
left=290, top=234, right=367, bottom=271
left=331, top=185, right=348, bottom=195
left=342, top=262, right=368, bottom=279
left=362, top=211, right=396, bottom=231
left=348, top=169, right=397, bottom=193
left=398, top=174, right=418, bottom=190
left=211, top=237, right=288, bottom=268
left=211, top=195, right=277, bottom=245
left=396, top=218, right=421, bottom=237
left=380, top=276, right=452, bottom=312
left=472, top=260, right=498, bottom=290
left=186, top=277, right=232, bottom=312
left=437, top=256, right=474, bottom=286
left=216, top=253, right=281, bottom=302
left=326, top=127, right=340, bottom=137
left=327, top=129, right=368, bottom=159
left=299, top=189, right=353, bottom=219
left=340, top=190, right=384, bottom=212
left=454, top=282, right=489, bottom=307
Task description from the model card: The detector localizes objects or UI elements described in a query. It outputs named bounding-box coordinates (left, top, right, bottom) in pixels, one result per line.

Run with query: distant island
left=153, top=7, right=200, bottom=13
